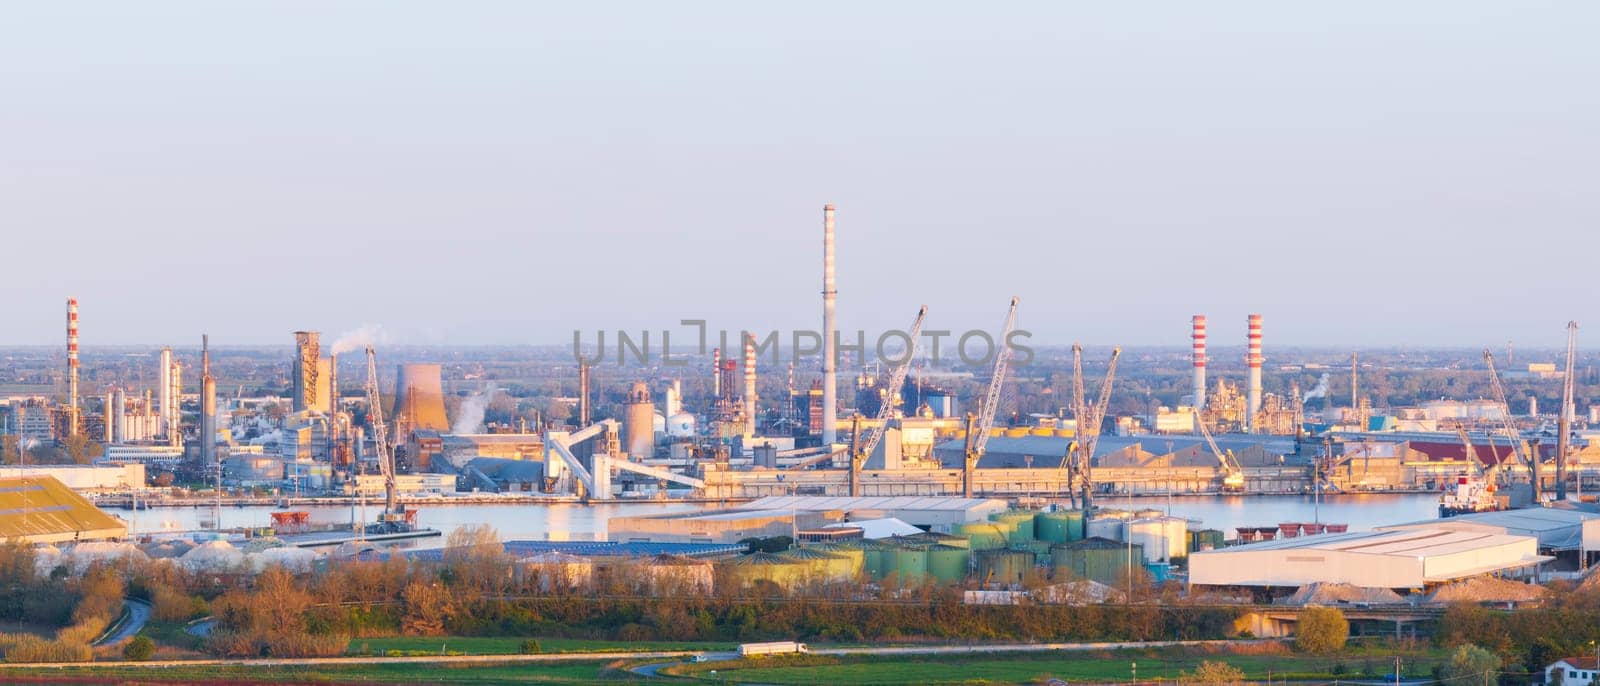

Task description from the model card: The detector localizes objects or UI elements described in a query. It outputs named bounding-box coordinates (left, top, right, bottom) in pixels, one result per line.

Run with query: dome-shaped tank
left=898, top=531, right=968, bottom=549
left=925, top=544, right=970, bottom=584
left=886, top=545, right=929, bottom=585
left=780, top=547, right=853, bottom=584
left=1050, top=537, right=1143, bottom=587
left=666, top=412, right=696, bottom=438
left=990, top=511, right=1036, bottom=542
left=1127, top=517, right=1188, bottom=563
left=955, top=523, right=1008, bottom=551
left=639, top=554, right=714, bottom=594
left=975, top=549, right=1035, bottom=586
left=721, top=552, right=810, bottom=590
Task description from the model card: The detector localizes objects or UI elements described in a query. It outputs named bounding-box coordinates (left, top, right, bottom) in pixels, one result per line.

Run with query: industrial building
left=0, top=464, right=146, bottom=492
left=1188, top=528, right=1548, bottom=590
left=608, top=495, right=1006, bottom=544
left=1378, top=507, right=1600, bottom=564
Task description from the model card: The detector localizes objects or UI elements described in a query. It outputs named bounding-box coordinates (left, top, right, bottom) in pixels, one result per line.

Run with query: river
left=114, top=492, right=1444, bottom=550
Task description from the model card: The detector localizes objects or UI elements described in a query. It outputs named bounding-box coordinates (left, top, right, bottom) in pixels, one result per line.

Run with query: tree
left=1295, top=606, right=1349, bottom=654
left=1, top=435, right=19, bottom=465
left=1441, top=643, right=1500, bottom=686
left=123, top=635, right=154, bottom=660
left=1182, top=660, right=1247, bottom=685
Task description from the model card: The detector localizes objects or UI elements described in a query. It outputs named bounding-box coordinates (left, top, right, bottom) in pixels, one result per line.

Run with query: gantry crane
left=1062, top=346, right=1120, bottom=509
left=963, top=297, right=1019, bottom=498
left=850, top=306, right=927, bottom=496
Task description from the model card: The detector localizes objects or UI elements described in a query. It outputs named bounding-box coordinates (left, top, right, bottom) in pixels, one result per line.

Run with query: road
left=93, top=599, right=151, bottom=647
left=626, top=638, right=1277, bottom=679
left=0, top=651, right=701, bottom=671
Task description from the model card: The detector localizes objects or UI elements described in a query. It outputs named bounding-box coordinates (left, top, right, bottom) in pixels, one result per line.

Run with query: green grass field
left=6, top=660, right=638, bottom=684
left=671, top=646, right=1451, bottom=685
left=347, top=635, right=732, bottom=656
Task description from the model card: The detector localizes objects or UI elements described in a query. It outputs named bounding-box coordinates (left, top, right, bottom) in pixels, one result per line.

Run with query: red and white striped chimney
left=66, top=297, right=80, bottom=435
left=1191, top=315, right=1207, bottom=413
left=1246, top=313, right=1263, bottom=432
left=743, top=334, right=757, bottom=435
left=711, top=347, right=721, bottom=400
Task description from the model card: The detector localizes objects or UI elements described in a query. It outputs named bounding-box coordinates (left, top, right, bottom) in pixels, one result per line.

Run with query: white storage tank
left=1127, top=517, right=1189, bottom=564
left=666, top=412, right=696, bottom=438
left=1086, top=509, right=1132, bottom=542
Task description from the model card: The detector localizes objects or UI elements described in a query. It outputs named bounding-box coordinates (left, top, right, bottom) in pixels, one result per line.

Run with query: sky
left=2, top=2, right=1596, bottom=349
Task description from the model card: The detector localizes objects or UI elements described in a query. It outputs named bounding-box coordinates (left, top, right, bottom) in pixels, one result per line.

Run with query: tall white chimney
left=1246, top=313, right=1263, bottom=432
left=821, top=204, right=838, bottom=444
left=158, top=347, right=173, bottom=437
left=66, top=298, right=80, bottom=436
left=1191, top=315, right=1207, bottom=413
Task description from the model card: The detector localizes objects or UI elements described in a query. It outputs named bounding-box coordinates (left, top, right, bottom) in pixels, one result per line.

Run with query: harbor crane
left=1196, top=411, right=1246, bottom=492
left=364, top=346, right=403, bottom=524
left=1061, top=345, right=1120, bottom=509
left=1483, top=349, right=1532, bottom=488
left=1559, top=321, right=1578, bottom=500
left=963, top=297, right=1019, bottom=498
left=848, top=306, right=927, bottom=496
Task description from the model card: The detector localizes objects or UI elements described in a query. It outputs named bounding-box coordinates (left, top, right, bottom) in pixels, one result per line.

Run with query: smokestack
left=744, top=333, right=757, bottom=436
left=821, top=203, right=838, bottom=444
left=1246, top=314, right=1263, bottom=432
left=578, top=357, right=591, bottom=426
left=200, top=335, right=216, bottom=467
left=1191, top=315, right=1207, bottom=413
left=711, top=348, right=721, bottom=400
left=328, top=354, right=338, bottom=416
left=169, top=361, right=183, bottom=447
left=66, top=298, right=79, bottom=436
left=112, top=387, right=127, bottom=444
left=158, top=347, right=173, bottom=438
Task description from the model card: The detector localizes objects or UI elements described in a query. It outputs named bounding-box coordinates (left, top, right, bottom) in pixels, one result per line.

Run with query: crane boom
left=1559, top=321, right=1578, bottom=500
left=1482, top=350, right=1529, bottom=478
left=1196, top=410, right=1245, bottom=491
left=965, top=296, right=1019, bottom=497
left=364, top=346, right=397, bottom=516
left=858, top=306, right=928, bottom=460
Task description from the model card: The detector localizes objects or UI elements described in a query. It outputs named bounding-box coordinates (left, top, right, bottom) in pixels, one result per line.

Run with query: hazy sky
left=3, top=2, right=1596, bottom=349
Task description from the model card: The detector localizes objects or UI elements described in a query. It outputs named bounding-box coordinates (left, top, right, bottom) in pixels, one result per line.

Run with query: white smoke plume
left=329, top=324, right=389, bottom=356
left=452, top=387, right=496, bottom=434
left=1301, top=373, right=1331, bottom=402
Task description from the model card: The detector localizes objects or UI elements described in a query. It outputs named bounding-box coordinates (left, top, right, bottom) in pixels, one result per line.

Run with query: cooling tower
left=623, top=382, right=656, bottom=457
left=392, top=363, right=450, bottom=435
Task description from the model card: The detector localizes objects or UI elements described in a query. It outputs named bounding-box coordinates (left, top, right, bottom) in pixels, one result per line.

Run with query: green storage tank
left=780, top=547, right=853, bottom=583
left=886, top=545, right=929, bottom=585
left=957, top=523, right=1009, bottom=551
left=862, top=542, right=891, bottom=579
left=992, top=511, right=1036, bottom=542
left=975, top=549, right=1036, bottom=586
left=1188, top=529, right=1225, bottom=553
left=902, top=531, right=969, bottom=549
left=1050, top=537, right=1143, bottom=587
left=925, top=544, right=970, bottom=584
left=809, top=542, right=866, bottom=578
left=1034, top=510, right=1085, bottom=543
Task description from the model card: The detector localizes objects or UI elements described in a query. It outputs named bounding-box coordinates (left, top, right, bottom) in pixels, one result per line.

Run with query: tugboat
left=1439, top=473, right=1502, bottom=517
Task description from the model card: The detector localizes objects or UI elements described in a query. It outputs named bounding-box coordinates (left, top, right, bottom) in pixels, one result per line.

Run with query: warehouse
left=609, top=508, right=834, bottom=544
left=1189, top=528, right=1548, bottom=590
left=1378, top=507, right=1600, bottom=566
left=742, top=495, right=1008, bottom=530
left=0, top=475, right=128, bottom=544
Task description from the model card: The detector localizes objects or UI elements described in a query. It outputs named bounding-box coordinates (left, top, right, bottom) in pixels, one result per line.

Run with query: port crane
left=1061, top=344, right=1120, bottom=509
left=963, top=297, right=1019, bottom=498
left=846, top=306, right=927, bottom=496
left=1559, top=321, right=1578, bottom=500
left=1196, top=411, right=1246, bottom=492
left=1482, top=349, right=1532, bottom=488
left=363, top=346, right=403, bottom=525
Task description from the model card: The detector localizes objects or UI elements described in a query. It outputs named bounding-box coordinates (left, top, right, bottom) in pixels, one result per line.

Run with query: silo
left=955, top=523, right=1008, bottom=551
left=781, top=547, right=852, bottom=584
left=1188, top=529, right=1225, bottom=553
left=886, top=545, right=929, bottom=585
left=990, top=511, right=1036, bottom=542
left=1034, top=511, right=1086, bottom=544
left=925, top=544, right=970, bottom=584
left=721, top=552, right=807, bottom=591
left=623, top=382, right=656, bottom=457
left=862, top=541, right=891, bottom=579
left=1126, top=517, right=1188, bottom=563
left=902, top=531, right=968, bottom=549
left=1050, top=537, right=1142, bottom=586
left=975, top=549, right=1035, bottom=586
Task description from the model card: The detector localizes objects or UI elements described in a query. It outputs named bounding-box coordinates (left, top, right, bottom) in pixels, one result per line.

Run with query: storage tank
left=807, top=543, right=865, bottom=579
left=862, top=541, right=892, bottom=579
left=975, top=549, right=1035, bottom=586
left=1126, top=517, right=1188, bottom=563
left=639, top=555, right=714, bottom=595
left=1004, top=427, right=1029, bottom=438
left=1086, top=509, right=1132, bottom=541
left=955, top=523, right=1008, bottom=551
left=990, top=511, right=1036, bottom=542
left=900, top=531, right=968, bottom=549
left=1050, top=537, right=1143, bottom=587
left=925, top=544, right=970, bottom=584
left=886, top=545, right=929, bottom=585
left=1034, top=510, right=1085, bottom=544
left=666, top=412, right=696, bottom=438
left=780, top=547, right=853, bottom=584
left=1134, top=509, right=1165, bottom=520
left=721, top=552, right=810, bottom=590
left=623, top=382, right=657, bottom=457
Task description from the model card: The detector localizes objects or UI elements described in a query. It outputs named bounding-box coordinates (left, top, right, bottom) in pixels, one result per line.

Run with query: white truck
left=738, top=641, right=808, bottom=657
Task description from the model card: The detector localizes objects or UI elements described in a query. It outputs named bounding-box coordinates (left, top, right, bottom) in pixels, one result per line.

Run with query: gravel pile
left=1280, top=582, right=1405, bottom=605
left=1428, top=576, right=1547, bottom=604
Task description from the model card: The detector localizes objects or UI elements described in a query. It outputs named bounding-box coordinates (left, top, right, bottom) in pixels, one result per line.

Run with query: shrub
left=1181, top=660, right=1247, bottom=685
left=3, top=636, right=92, bottom=663
left=1441, top=643, right=1500, bottom=686
left=520, top=639, right=541, bottom=654
left=123, top=635, right=154, bottom=661
left=1294, top=607, right=1349, bottom=654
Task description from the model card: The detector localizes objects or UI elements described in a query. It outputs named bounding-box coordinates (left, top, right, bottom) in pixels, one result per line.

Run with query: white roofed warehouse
left=1188, top=528, right=1548, bottom=591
